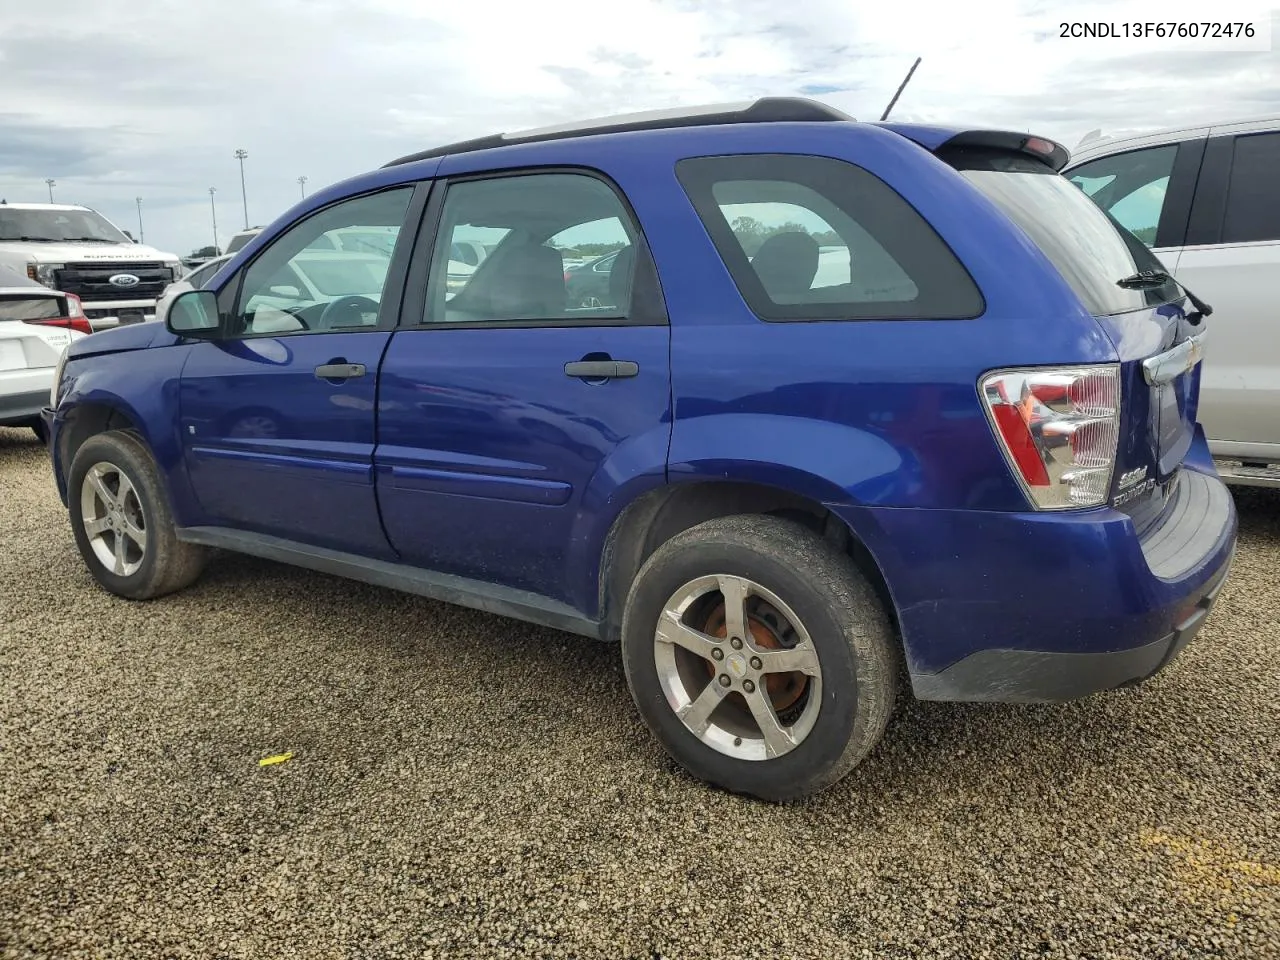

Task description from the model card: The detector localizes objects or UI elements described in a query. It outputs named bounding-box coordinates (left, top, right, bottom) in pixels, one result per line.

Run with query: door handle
left=315, top=362, right=366, bottom=381
left=563, top=360, right=639, bottom=380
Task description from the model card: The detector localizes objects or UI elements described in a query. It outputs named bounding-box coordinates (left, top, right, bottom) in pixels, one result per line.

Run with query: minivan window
left=944, top=148, right=1181, bottom=316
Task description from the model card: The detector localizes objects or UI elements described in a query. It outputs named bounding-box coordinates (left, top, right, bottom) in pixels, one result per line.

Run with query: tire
left=67, top=429, right=208, bottom=600
left=621, top=514, right=897, bottom=802
left=30, top=420, right=48, bottom=443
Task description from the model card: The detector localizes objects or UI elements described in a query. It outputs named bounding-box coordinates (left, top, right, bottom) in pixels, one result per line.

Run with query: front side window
left=676, top=154, right=983, bottom=321
left=231, top=188, right=413, bottom=336
left=425, top=172, right=652, bottom=324
left=1066, top=144, right=1178, bottom=246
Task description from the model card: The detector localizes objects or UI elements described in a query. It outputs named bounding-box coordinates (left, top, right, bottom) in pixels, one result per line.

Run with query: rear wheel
left=67, top=430, right=208, bottom=600
left=621, top=514, right=897, bottom=801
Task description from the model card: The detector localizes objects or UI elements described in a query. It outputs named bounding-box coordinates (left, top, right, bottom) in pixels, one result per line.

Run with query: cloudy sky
left=1, top=0, right=1275, bottom=257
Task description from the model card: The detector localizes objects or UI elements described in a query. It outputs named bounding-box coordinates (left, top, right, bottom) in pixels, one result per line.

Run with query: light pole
left=136, top=197, right=144, bottom=243
left=298, top=175, right=308, bottom=199
left=209, top=187, right=219, bottom=253
left=45, top=178, right=55, bottom=202
left=234, top=148, right=249, bottom=228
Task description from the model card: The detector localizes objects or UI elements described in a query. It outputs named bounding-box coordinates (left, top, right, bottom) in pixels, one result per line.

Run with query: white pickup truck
left=1064, top=116, right=1280, bottom=489
left=0, top=201, right=185, bottom=331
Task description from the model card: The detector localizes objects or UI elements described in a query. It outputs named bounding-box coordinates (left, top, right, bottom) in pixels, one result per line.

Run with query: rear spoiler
left=934, top=130, right=1070, bottom=172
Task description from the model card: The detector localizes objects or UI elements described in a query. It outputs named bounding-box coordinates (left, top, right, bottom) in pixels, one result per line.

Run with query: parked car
left=41, top=98, right=1236, bottom=801
left=154, top=253, right=234, bottom=322
left=0, top=202, right=185, bottom=331
left=1, top=263, right=89, bottom=439
left=444, top=239, right=493, bottom=297
left=1064, top=116, right=1280, bottom=488
left=563, top=249, right=626, bottom=307
left=223, top=227, right=264, bottom=255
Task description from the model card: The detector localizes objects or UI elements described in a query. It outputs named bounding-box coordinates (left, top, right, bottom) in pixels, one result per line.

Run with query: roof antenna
left=879, top=56, right=922, bottom=121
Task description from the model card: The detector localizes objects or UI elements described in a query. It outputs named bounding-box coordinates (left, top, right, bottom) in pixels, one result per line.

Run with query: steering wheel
left=315, top=295, right=381, bottom=331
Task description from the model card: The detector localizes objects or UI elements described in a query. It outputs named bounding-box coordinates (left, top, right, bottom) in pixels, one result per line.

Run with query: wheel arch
left=597, top=478, right=899, bottom=646
left=54, top=401, right=143, bottom=498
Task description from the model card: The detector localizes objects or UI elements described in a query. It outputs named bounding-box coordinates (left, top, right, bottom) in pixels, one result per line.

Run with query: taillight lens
left=980, top=365, right=1121, bottom=509
left=23, top=293, right=93, bottom=336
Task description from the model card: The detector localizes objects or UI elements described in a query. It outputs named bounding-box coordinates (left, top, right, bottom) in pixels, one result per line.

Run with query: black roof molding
left=382, top=96, right=855, bottom=168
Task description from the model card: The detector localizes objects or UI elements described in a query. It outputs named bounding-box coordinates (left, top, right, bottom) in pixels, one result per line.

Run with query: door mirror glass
left=166, top=289, right=220, bottom=337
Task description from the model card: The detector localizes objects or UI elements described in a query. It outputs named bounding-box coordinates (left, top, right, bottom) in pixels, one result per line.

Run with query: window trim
left=215, top=182, right=430, bottom=341
left=397, top=164, right=669, bottom=332
left=675, top=152, right=986, bottom=323
left=1185, top=134, right=1235, bottom=247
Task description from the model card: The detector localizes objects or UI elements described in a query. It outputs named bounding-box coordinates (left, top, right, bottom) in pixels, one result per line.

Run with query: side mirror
left=166, top=289, right=220, bottom=339
left=268, top=284, right=302, bottom=298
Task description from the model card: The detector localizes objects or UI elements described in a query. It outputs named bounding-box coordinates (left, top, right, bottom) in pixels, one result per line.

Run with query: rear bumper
left=831, top=433, right=1238, bottom=703
left=909, top=538, right=1233, bottom=702
left=0, top=386, right=50, bottom=426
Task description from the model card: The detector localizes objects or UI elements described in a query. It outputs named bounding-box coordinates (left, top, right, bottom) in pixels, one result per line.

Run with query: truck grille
left=55, top=262, right=170, bottom=302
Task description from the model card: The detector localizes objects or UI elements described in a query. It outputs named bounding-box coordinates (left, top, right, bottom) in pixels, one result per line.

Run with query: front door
left=375, top=169, right=672, bottom=611
left=180, top=185, right=420, bottom=558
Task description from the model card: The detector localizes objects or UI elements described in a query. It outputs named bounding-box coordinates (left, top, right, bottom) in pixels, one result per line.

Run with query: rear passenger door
left=1176, top=127, right=1280, bottom=454
left=374, top=169, right=671, bottom=610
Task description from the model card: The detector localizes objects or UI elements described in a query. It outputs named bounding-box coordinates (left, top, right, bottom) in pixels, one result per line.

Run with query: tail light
left=980, top=364, right=1121, bottom=509
left=23, top=293, right=92, bottom=336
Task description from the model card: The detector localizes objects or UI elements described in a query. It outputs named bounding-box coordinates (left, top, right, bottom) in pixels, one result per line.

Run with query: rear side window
left=1221, top=132, right=1280, bottom=244
left=675, top=154, right=984, bottom=321
left=945, top=148, right=1182, bottom=317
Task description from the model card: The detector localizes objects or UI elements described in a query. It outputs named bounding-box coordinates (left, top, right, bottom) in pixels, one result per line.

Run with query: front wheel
left=67, top=430, right=208, bottom=600
left=621, top=515, right=897, bottom=802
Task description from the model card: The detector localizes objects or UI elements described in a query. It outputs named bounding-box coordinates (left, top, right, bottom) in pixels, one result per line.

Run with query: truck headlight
left=166, top=261, right=185, bottom=280
left=27, top=262, right=64, bottom=288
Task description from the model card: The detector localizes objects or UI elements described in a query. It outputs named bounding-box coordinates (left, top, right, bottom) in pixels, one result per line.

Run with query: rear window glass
left=675, top=154, right=984, bottom=321
left=943, top=148, right=1181, bottom=316
left=0, top=296, right=62, bottom=321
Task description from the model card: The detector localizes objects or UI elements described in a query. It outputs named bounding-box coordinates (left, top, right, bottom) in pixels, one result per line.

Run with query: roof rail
left=382, top=96, right=855, bottom=167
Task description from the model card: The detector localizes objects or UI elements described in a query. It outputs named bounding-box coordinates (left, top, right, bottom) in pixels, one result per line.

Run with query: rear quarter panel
left=620, top=122, right=1120, bottom=511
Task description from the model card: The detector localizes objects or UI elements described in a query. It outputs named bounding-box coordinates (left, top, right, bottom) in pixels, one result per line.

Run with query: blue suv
left=41, top=98, right=1237, bottom=801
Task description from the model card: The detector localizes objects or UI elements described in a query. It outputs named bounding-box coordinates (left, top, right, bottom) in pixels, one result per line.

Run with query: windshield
left=942, top=149, right=1182, bottom=316
left=0, top=208, right=130, bottom=243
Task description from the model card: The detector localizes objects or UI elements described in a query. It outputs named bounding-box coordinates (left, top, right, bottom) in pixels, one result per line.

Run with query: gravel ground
left=1, top=424, right=1277, bottom=960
